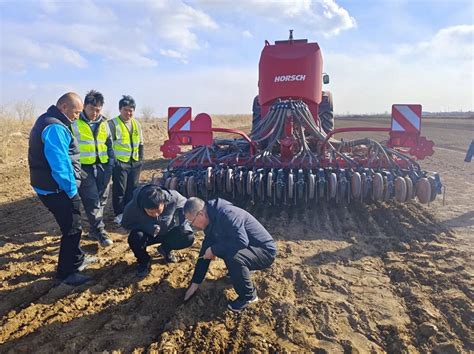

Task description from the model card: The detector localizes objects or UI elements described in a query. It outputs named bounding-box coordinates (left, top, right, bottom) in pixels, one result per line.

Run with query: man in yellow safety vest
left=71, top=90, right=114, bottom=247
left=108, top=95, right=144, bottom=224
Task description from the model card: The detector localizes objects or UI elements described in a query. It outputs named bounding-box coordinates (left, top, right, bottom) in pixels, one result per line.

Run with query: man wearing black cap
left=108, top=95, right=144, bottom=225
left=121, top=184, right=195, bottom=277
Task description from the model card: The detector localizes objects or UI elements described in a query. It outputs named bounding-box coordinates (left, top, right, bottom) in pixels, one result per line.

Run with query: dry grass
left=0, top=115, right=253, bottom=164
left=211, top=114, right=252, bottom=132
left=0, top=117, right=32, bottom=164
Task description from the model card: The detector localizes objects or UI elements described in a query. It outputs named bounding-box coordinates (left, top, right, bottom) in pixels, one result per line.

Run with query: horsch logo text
left=274, top=74, right=306, bottom=82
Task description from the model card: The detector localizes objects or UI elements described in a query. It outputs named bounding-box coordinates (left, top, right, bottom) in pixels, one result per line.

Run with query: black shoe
left=157, top=245, right=177, bottom=263
left=227, top=293, right=259, bottom=312
left=78, top=254, right=97, bottom=272
left=136, top=260, right=151, bottom=278
left=58, top=273, right=91, bottom=286
left=90, top=230, right=113, bottom=247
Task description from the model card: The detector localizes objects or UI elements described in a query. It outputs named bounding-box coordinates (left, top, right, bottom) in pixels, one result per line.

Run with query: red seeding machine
left=159, top=31, right=442, bottom=206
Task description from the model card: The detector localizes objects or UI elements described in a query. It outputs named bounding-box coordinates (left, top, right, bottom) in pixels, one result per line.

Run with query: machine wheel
left=266, top=171, right=273, bottom=198
left=256, top=174, right=264, bottom=200
left=206, top=167, right=213, bottom=191
left=404, top=176, right=414, bottom=200
left=287, top=173, right=294, bottom=200
left=226, top=168, right=233, bottom=193
left=187, top=176, right=197, bottom=197
left=308, top=174, right=316, bottom=200
left=170, top=176, right=178, bottom=191
left=428, top=176, right=437, bottom=202
left=246, top=171, right=254, bottom=196
left=383, top=176, right=390, bottom=201
left=328, top=173, right=337, bottom=200
left=416, top=177, right=431, bottom=204
left=351, top=172, right=361, bottom=198
left=372, top=173, right=384, bottom=201
left=236, top=170, right=244, bottom=195
left=394, top=176, right=407, bottom=202
left=216, top=170, right=224, bottom=192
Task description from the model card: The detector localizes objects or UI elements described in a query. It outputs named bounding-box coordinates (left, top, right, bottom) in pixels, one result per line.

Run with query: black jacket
left=191, top=198, right=277, bottom=284
left=121, top=185, right=191, bottom=236
left=28, top=105, right=81, bottom=192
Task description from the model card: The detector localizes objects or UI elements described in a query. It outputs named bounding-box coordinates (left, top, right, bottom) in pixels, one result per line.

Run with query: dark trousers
left=224, top=246, right=275, bottom=300
left=128, top=227, right=194, bottom=264
left=38, top=192, right=84, bottom=279
left=112, top=160, right=142, bottom=216
left=79, top=164, right=112, bottom=235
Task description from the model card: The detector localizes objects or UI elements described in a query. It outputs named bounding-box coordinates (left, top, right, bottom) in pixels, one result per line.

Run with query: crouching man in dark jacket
left=121, top=184, right=194, bottom=277
left=183, top=197, right=277, bottom=312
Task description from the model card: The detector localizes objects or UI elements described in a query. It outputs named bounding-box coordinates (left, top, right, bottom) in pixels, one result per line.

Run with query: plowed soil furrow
left=1, top=117, right=472, bottom=352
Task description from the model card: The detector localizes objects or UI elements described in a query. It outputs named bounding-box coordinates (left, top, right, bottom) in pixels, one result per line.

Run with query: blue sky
left=1, top=0, right=473, bottom=117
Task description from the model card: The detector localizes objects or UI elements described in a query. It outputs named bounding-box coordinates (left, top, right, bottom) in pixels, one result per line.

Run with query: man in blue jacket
left=28, top=92, right=96, bottom=286
left=183, top=197, right=277, bottom=312
left=121, top=184, right=195, bottom=277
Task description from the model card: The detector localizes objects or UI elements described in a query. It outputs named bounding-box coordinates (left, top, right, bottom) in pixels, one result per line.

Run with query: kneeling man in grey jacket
left=121, top=184, right=194, bottom=277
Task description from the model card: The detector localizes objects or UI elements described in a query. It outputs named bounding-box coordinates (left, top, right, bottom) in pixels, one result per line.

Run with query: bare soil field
left=0, top=115, right=472, bottom=353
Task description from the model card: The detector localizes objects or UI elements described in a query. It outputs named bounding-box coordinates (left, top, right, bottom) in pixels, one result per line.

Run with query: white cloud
left=324, top=25, right=474, bottom=113
left=417, top=25, right=474, bottom=61
left=1, top=0, right=216, bottom=73
left=1, top=34, right=88, bottom=72
left=160, top=49, right=188, bottom=63
left=145, top=0, right=218, bottom=51
left=199, top=0, right=356, bottom=36
left=242, top=30, right=253, bottom=38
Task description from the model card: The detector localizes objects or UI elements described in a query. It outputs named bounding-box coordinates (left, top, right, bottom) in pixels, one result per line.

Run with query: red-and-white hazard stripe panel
left=391, top=104, right=422, bottom=133
left=168, top=107, right=192, bottom=132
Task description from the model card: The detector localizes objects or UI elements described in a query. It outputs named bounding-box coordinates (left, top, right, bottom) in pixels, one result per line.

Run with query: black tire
left=319, top=91, right=334, bottom=133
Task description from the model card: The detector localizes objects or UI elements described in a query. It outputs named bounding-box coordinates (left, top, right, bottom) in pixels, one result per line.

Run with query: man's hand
left=184, top=283, right=199, bottom=302
left=203, top=247, right=216, bottom=260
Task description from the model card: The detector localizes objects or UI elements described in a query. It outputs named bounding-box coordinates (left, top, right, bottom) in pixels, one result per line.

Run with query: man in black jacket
left=121, top=184, right=194, bottom=277
left=183, top=197, right=277, bottom=312
left=28, top=92, right=96, bottom=286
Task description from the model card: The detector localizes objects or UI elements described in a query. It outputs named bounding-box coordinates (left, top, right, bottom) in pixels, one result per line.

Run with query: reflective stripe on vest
left=113, top=116, right=141, bottom=162
left=71, top=119, right=109, bottom=164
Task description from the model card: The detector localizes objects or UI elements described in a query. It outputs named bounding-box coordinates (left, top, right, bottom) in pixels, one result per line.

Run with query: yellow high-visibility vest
left=71, top=118, right=109, bottom=165
left=112, top=116, right=141, bottom=162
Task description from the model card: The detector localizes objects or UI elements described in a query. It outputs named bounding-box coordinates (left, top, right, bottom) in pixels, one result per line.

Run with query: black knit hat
left=138, top=185, right=168, bottom=209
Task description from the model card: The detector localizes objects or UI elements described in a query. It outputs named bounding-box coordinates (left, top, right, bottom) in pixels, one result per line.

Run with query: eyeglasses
left=188, top=209, right=204, bottom=227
